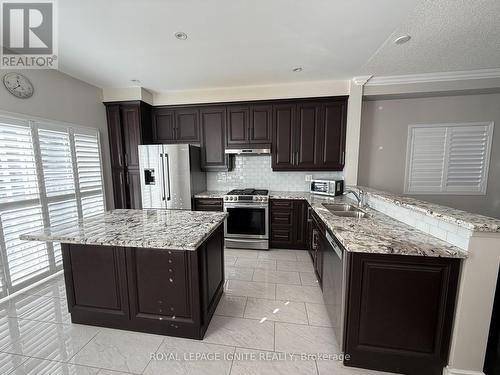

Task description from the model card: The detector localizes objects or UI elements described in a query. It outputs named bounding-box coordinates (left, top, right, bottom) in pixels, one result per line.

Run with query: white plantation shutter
left=38, top=128, right=75, bottom=197
left=1, top=206, right=48, bottom=286
left=74, top=131, right=105, bottom=218
left=48, top=199, right=78, bottom=266
left=405, top=122, right=494, bottom=195
left=0, top=112, right=106, bottom=297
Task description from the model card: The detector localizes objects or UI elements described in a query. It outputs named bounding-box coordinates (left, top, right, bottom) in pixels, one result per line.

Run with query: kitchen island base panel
left=62, top=225, right=224, bottom=340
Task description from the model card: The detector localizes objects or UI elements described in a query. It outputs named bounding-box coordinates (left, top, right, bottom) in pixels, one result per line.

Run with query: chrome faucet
left=344, top=189, right=366, bottom=208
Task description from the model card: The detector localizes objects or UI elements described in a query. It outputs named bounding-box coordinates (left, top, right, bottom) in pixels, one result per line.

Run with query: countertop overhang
left=21, top=209, right=227, bottom=251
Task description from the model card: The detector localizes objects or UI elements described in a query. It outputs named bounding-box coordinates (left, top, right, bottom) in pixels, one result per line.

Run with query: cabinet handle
left=291, top=152, right=295, bottom=165
left=124, top=153, right=128, bottom=167
left=312, top=229, right=318, bottom=250
left=341, top=151, right=345, bottom=165
left=296, top=151, right=299, bottom=165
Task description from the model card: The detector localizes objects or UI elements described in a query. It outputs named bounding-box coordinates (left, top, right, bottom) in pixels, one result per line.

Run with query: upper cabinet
left=200, top=107, right=231, bottom=171
left=272, top=97, right=347, bottom=171
left=226, top=104, right=272, bottom=148
left=152, top=107, right=200, bottom=144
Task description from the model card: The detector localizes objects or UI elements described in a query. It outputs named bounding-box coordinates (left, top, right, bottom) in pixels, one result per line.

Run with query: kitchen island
left=21, top=209, right=227, bottom=340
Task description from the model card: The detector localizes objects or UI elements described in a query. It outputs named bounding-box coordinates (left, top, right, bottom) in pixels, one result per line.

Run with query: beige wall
left=0, top=69, right=112, bottom=208
left=358, top=93, right=500, bottom=219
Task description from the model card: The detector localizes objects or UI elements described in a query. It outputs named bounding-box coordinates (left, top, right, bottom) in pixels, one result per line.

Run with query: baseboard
left=443, top=366, right=485, bottom=375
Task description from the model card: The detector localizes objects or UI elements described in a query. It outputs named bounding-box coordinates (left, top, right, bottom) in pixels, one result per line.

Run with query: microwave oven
left=310, top=179, right=344, bottom=197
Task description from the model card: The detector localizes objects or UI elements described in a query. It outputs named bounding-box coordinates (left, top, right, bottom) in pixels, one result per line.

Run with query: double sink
left=322, top=203, right=369, bottom=218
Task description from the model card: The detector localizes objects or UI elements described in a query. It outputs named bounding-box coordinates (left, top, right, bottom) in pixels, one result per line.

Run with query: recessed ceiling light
left=130, top=79, right=141, bottom=84
left=175, top=32, right=188, bottom=40
left=292, top=67, right=303, bottom=72
left=394, top=34, right=411, bottom=45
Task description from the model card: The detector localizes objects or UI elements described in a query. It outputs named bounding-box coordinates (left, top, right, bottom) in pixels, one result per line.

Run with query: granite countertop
left=195, top=190, right=467, bottom=258
left=355, top=186, right=500, bottom=233
left=306, top=195, right=467, bottom=259
left=21, top=209, right=227, bottom=251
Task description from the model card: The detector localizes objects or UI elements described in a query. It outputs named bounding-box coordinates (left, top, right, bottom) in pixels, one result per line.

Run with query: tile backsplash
left=206, top=155, right=343, bottom=191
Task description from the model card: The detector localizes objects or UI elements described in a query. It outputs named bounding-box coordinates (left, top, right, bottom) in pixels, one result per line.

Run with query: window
left=0, top=112, right=106, bottom=297
left=405, top=122, right=494, bottom=195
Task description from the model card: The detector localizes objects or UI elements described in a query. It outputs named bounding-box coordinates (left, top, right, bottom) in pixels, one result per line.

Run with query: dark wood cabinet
left=272, top=104, right=296, bottom=169
left=200, top=107, right=231, bottom=171
left=226, top=104, right=272, bottom=147
left=176, top=108, right=200, bottom=143
left=193, top=198, right=223, bottom=212
left=272, top=97, right=347, bottom=171
left=270, top=199, right=308, bottom=250
left=152, top=108, right=175, bottom=142
left=296, top=103, right=322, bottom=169
left=106, top=105, right=125, bottom=168
left=62, top=224, right=224, bottom=339
left=310, top=208, right=325, bottom=284
left=344, top=253, right=460, bottom=375
left=226, top=106, right=250, bottom=145
left=250, top=104, right=272, bottom=144
left=126, top=169, right=142, bottom=209
left=62, top=244, right=130, bottom=325
left=152, top=107, right=200, bottom=144
left=105, top=101, right=152, bottom=209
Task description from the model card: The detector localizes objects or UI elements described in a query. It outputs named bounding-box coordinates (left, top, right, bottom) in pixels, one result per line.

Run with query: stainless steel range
left=223, top=189, right=269, bottom=250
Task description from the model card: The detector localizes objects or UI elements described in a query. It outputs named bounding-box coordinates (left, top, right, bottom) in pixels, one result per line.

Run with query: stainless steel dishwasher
left=322, top=230, right=348, bottom=350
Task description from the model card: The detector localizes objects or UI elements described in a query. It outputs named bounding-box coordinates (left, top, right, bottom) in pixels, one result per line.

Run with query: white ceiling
left=58, top=0, right=419, bottom=92
left=57, top=0, right=500, bottom=93
left=361, top=0, right=500, bottom=75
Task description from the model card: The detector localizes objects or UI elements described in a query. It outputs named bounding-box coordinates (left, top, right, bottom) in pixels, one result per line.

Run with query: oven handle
left=224, top=203, right=269, bottom=209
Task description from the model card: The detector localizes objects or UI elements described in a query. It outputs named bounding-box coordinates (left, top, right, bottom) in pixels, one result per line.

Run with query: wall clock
left=2, top=73, right=34, bottom=99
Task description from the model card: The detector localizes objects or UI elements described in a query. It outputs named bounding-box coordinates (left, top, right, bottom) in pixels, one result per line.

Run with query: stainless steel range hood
left=225, top=148, right=270, bottom=155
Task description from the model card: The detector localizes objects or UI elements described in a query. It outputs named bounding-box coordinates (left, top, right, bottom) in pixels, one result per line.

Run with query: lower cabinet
left=270, top=199, right=308, bottom=250
left=193, top=198, right=223, bottom=212
left=61, top=225, right=225, bottom=339
left=344, top=253, right=461, bottom=375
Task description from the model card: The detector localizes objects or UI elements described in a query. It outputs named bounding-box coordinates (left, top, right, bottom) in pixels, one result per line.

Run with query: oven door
left=224, top=203, right=269, bottom=240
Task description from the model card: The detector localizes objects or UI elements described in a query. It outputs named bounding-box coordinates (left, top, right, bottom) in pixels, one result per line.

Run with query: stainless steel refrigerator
left=138, top=144, right=206, bottom=209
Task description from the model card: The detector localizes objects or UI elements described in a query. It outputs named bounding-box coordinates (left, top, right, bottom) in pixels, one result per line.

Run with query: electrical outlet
left=305, top=175, right=312, bottom=182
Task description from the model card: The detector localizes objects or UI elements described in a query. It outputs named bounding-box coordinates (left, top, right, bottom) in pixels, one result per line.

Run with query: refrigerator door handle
left=160, top=153, right=166, bottom=201
left=165, top=153, right=171, bottom=201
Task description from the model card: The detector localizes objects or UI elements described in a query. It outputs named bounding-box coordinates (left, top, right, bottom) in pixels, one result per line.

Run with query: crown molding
left=352, top=75, right=372, bottom=86
left=365, top=68, right=500, bottom=86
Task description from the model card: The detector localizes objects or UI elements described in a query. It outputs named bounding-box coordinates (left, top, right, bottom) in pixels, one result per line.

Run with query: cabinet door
left=112, top=168, right=127, bottom=209
left=126, top=169, right=142, bottom=209
left=250, top=104, right=272, bottom=144
left=121, top=104, right=142, bottom=169
left=295, top=103, right=321, bottom=169
left=226, top=106, right=249, bottom=145
left=127, top=248, right=192, bottom=319
left=63, top=244, right=129, bottom=323
left=106, top=104, right=124, bottom=168
left=152, top=108, right=176, bottom=143
left=345, top=253, right=460, bottom=375
left=272, top=104, right=296, bottom=170
left=319, top=101, right=347, bottom=170
left=176, top=108, right=200, bottom=143
left=200, top=107, right=229, bottom=171
left=293, top=200, right=308, bottom=249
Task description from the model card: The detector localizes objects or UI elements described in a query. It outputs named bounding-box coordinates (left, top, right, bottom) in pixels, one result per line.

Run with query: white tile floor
left=0, top=249, right=395, bottom=374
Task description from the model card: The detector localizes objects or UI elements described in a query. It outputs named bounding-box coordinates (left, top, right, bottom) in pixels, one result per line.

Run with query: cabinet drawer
left=271, top=228, right=292, bottom=242
left=271, top=211, right=292, bottom=225
left=194, top=198, right=223, bottom=212
left=270, top=199, right=293, bottom=209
